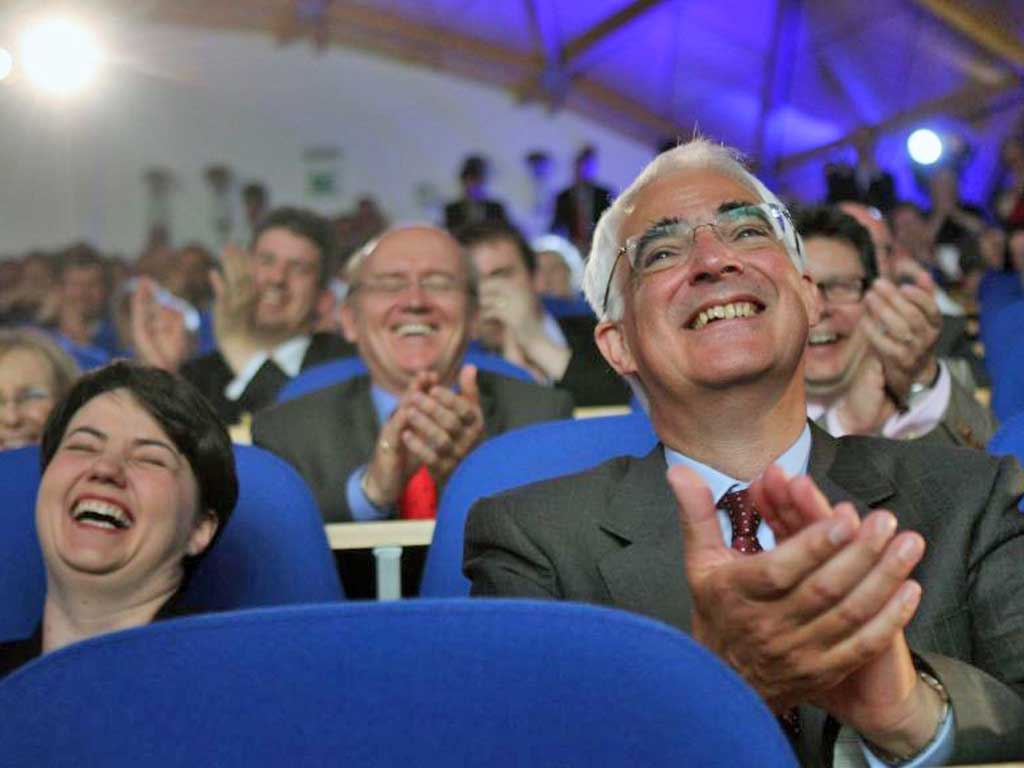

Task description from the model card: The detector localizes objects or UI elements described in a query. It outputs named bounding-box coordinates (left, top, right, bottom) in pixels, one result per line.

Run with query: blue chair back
left=0, top=444, right=342, bottom=641
left=982, top=300, right=1024, bottom=421
left=276, top=350, right=534, bottom=404
left=0, top=600, right=797, bottom=768
left=541, top=294, right=595, bottom=318
left=419, top=412, right=658, bottom=597
left=989, top=411, right=1024, bottom=511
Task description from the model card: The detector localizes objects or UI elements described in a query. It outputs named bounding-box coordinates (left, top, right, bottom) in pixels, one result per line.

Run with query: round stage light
left=907, top=129, right=943, bottom=166
left=0, top=47, right=12, bottom=82
left=20, top=18, right=100, bottom=95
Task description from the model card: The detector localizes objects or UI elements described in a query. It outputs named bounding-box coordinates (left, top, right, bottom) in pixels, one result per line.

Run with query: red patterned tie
left=718, top=489, right=763, bottom=554
left=718, top=488, right=801, bottom=740
left=398, top=466, right=437, bottom=520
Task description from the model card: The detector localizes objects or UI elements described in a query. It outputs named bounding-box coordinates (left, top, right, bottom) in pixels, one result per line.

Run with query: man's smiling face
left=595, top=168, right=819, bottom=405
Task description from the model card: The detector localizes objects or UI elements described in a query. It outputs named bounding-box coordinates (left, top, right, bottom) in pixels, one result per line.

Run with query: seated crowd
left=1, top=135, right=1022, bottom=766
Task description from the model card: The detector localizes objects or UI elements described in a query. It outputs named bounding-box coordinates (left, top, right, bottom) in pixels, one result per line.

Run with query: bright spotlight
left=0, top=47, right=12, bottom=82
left=907, top=129, right=943, bottom=166
left=20, top=18, right=100, bottom=95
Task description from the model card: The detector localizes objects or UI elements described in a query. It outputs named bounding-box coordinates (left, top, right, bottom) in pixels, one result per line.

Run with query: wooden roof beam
left=909, top=0, right=1024, bottom=70
left=776, top=74, right=1022, bottom=172
left=514, top=0, right=669, bottom=104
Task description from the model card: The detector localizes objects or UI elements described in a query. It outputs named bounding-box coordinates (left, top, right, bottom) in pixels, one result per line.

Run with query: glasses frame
left=601, top=202, right=795, bottom=314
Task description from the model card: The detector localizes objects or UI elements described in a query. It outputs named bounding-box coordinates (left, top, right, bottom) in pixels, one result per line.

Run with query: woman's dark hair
left=40, top=362, right=238, bottom=555
left=793, top=205, right=879, bottom=285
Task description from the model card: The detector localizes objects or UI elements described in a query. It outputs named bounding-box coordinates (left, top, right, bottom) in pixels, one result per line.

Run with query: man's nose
left=688, top=226, right=742, bottom=282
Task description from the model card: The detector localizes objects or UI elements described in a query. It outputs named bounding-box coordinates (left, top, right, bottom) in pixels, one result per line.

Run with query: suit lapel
left=593, top=448, right=695, bottom=632
left=334, top=376, right=381, bottom=459
left=475, top=371, right=501, bottom=437
left=808, top=424, right=894, bottom=514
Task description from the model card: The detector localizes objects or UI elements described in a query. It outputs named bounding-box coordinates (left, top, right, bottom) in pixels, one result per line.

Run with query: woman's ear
left=186, top=510, right=219, bottom=558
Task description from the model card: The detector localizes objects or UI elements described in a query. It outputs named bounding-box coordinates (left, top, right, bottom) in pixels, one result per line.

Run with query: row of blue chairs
left=0, top=599, right=797, bottom=767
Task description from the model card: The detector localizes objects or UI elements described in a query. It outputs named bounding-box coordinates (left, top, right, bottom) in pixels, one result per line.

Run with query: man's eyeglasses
left=602, top=202, right=793, bottom=313
left=350, top=273, right=467, bottom=297
left=0, top=387, right=53, bottom=410
left=815, top=277, right=867, bottom=305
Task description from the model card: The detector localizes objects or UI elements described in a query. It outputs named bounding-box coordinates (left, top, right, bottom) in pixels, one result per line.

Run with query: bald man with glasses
left=253, top=225, right=572, bottom=524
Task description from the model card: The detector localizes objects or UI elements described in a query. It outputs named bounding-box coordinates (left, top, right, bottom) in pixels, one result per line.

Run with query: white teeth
left=808, top=330, right=838, bottom=346
left=690, top=302, right=759, bottom=330
left=72, top=499, right=131, bottom=529
left=396, top=323, right=434, bottom=337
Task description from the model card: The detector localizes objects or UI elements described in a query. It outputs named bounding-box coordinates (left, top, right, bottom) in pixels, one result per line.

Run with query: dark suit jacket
left=551, top=314, right=631, bottom=407
left=465, top=425, right=1024, bottom=766
left=180, top=332, right=355, bottom=426
left=443, top=198, right=508, bottom=233
left=550, top=183, right=613, bottom=241
left=252, top=371, right=574, bottom=522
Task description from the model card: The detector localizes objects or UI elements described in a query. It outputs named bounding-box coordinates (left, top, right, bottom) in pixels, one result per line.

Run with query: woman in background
left=0, top=329, right=80, bottom=451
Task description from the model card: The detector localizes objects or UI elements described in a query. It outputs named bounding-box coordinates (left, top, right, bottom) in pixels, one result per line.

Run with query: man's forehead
left=621, top=169, right=761, bottom=238
left=804, top=236, right=864, bottom=274
left=369, top=228, right=462, bottom=273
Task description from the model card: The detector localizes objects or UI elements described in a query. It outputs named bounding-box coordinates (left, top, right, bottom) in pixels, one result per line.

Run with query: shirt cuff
left=859, top=704, right=955, bottom=768
left=346, top=465, right=394, bottom=521
left=881, top=362, right=951, bottom=441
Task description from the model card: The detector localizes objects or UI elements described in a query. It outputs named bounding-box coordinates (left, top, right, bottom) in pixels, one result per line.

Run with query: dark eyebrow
left=717, top=200, right=757, bottom=214
left=65, top=426, right=105, bottom=441
left=631, top=217, right=684, bottom=255
left=134, top=438, right=178, bottom=456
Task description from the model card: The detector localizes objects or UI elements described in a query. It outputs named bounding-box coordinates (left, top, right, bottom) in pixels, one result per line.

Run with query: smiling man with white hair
left=465, top=139, right=1024, bottom=766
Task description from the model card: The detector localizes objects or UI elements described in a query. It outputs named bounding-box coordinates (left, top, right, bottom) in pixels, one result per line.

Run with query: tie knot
left=718, top=489, right=762, bottom=554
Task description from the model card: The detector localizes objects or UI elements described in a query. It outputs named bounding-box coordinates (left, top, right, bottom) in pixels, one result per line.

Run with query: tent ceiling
left=70, top=1, right=1024, bottom=172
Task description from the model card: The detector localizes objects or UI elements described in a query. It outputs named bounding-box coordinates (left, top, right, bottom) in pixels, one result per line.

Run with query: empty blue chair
left=0, top=600, right=796, bottom=768
left=276, top=350, right=534, bottom=404
left=0, top=444, right=342, bottom=641
left=419, top=412, right=658, bottom=597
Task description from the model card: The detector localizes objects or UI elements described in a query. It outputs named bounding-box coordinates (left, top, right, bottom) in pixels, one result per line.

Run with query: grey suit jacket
left=464, top=426, right=1024, bottom=766
left=253, top=371, right=574, bottom=522
left=918, top=371, right=997, bottom=450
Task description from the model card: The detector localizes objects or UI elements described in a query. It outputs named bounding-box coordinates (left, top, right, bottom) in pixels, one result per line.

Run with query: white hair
left=582, top=137, right=804, bottom=322
left=530, top=233, right=584, bottom=294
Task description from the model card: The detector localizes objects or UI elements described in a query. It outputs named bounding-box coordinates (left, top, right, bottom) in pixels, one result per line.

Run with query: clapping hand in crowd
left=859, top=260, right=941, bottom=407
left=670, top=463, right=944, bottom=757
left=361, top=365, right=485, bottom=507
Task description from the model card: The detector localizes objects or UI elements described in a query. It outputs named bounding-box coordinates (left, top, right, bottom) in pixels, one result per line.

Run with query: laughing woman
left=0, top=361, right=238, bottom=678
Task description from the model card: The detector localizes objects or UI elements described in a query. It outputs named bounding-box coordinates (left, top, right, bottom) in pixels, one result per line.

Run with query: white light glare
left=907, top=129, right=943, bottom=166
left=21, top=18, right=100, bottom=95
left=0, top=47, right=12, bottom=82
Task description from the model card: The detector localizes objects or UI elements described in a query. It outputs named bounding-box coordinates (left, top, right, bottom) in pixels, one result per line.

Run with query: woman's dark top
left=0, top=589, right=193, bottom=680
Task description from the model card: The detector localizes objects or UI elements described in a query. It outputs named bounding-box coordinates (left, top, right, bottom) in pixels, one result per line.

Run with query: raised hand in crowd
left=859, top=261, right=941, bottom=407
left=361, top=365, right=484, bottom=507
left=672, top=463, right=942, bottom=758
left=209, top=243, right=272, bottom=375
left=478, top=277, right=569, bottom=383
left=833, top=353, right=897, bottom=435
left=130, top=277, right=191, bottom=372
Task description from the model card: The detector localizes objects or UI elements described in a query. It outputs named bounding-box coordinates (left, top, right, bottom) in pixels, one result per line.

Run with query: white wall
left=0, top=20, right=653, bottom=256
